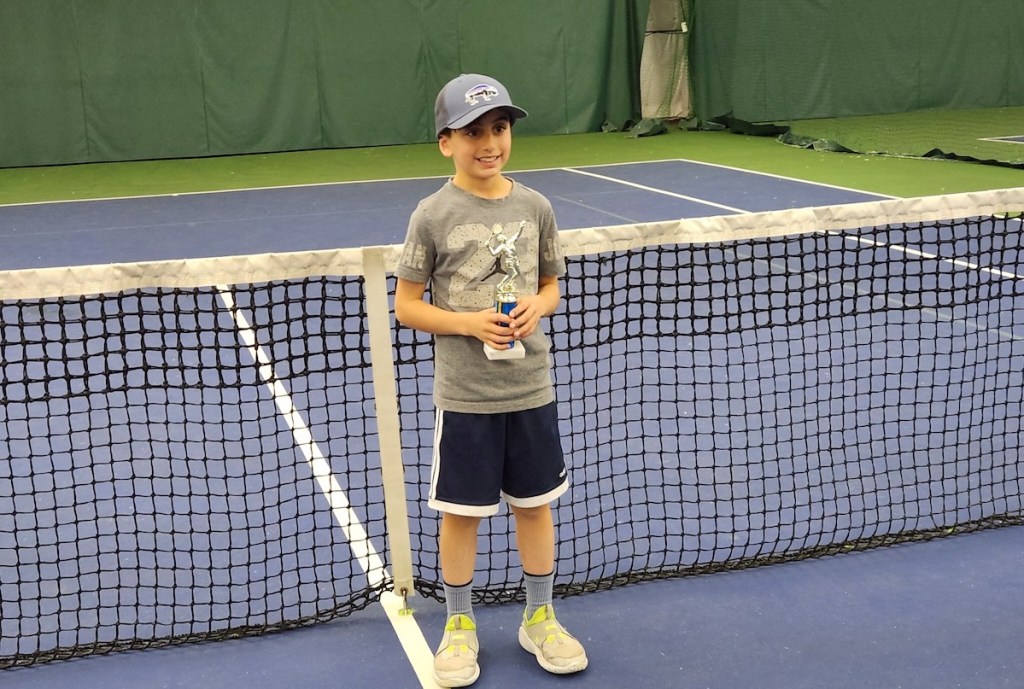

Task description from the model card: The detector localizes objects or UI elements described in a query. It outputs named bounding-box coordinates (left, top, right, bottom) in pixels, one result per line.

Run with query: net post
left=362, top=247, right=416, bottom=601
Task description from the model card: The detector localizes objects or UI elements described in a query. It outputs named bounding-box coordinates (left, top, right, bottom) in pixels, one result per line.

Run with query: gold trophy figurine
left=484, top=222, right=526, bottom=360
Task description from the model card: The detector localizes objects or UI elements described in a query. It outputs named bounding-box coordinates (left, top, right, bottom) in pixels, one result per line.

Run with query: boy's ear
left=437, top=133, right=454, bottom=158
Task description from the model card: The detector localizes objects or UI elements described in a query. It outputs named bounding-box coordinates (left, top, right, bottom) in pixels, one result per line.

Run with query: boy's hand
left=466, top=309, right=517, bottom=350
left=508, top=295, right=545, bottom=341
left=475, top=278, right=559, bottom=348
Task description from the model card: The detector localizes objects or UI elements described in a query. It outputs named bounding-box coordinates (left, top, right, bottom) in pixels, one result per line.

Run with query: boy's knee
left=510, top=504, right=551, bottom=521
left=443, top=512, right=482, bottom=530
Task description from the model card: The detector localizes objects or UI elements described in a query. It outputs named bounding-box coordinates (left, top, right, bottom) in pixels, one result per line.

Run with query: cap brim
left=445, top=105, right=528, bottom=132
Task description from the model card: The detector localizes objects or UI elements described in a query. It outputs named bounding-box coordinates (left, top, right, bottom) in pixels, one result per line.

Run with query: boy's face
left=438, top=109, right=513, bottom=188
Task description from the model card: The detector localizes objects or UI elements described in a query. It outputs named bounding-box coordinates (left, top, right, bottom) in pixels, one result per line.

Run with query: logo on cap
left=465, top=84, right=499, bottom=105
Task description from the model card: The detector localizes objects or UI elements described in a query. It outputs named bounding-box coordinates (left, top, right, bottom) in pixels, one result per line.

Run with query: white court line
left=840, top=233, right=1024, bottom=281
left=978, top=136, right=1024, bottom=145
left=569, top=163, right=1021, bottom=285
left=562, top=166, right=750, bottom=213
left=218, top=287, right=388, bottom=585
left=380, top=591, right=441, bottom=688
left=833, top=217, right=1024, bottom=341
left=731, top=242, right=1024, bottom=343
left=657, top=157, right=898, bottom=199
left=554, top=157, right=896, bottom=200
left=217, top=286, right=440, bottom=688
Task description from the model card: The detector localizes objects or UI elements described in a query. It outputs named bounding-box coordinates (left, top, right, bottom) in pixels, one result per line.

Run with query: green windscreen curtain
left=691, top=0, right=1024, bottom=122
left=0, top=0, right=648, bottom=168
left=0, top=3, right=91, bottom=165
left=77, top=3, right=208, bottom=160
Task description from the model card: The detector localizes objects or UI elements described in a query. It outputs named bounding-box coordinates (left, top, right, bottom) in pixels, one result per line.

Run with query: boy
left=394, top=73, right=588, bottom=687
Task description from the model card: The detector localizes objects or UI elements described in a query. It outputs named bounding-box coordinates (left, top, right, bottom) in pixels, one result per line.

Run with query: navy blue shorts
left=428, top=401, right=569, bottom=517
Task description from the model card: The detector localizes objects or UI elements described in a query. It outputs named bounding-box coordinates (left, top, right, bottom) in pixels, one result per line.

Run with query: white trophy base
left=483, top=342, right=526, bottom=360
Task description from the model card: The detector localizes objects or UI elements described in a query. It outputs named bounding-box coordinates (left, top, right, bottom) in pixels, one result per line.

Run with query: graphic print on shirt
left=446, top=221, right=538, bottom=309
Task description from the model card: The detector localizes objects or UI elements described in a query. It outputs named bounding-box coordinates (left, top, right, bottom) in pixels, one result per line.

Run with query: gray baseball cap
left=434, top=73, right=528, bottom=137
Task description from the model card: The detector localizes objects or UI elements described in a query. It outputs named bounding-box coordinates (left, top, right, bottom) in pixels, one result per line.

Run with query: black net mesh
left=2, top=207, right=1023, bottom=666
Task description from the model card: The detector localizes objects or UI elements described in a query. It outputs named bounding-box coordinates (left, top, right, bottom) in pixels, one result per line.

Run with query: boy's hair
left=434, top=73, right=528, bottom=138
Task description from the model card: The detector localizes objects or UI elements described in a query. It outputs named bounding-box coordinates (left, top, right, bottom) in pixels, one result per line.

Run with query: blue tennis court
left=2, top=160, right=1022, bottom=689
left=0, top=160, right=881, bottom=270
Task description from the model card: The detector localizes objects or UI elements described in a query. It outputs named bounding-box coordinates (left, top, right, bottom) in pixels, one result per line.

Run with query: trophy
left=484, top=222, right=526, bottom=360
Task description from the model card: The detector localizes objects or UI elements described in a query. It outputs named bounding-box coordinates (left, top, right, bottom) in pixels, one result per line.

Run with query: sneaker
left=433, top=614, right=480, bottom=688
left=517, top=604, right=588, bottom=675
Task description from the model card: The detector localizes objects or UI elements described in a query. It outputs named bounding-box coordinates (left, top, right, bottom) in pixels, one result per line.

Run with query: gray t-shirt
left=396, top=179, right=566, bottom=413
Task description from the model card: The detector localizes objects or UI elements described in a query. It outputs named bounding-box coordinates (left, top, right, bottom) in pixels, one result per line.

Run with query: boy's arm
left=394, top=277, right=520, bottom=349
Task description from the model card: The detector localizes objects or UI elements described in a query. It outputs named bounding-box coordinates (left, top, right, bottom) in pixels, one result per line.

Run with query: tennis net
left=2, top=188, right=1023, bottom=667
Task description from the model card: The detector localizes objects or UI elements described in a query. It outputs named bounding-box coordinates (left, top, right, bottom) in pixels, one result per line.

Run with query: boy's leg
left=511, top=503, right=555, bottom=582
left=510, top=504, right=588, bottom=675
left=430, top=407, right=508, bottom=687
left=513, top=504, right=555, bottom=618
left=435, top=512, right=482, bottom=688
left=440, top=512, right=482, bottom=593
